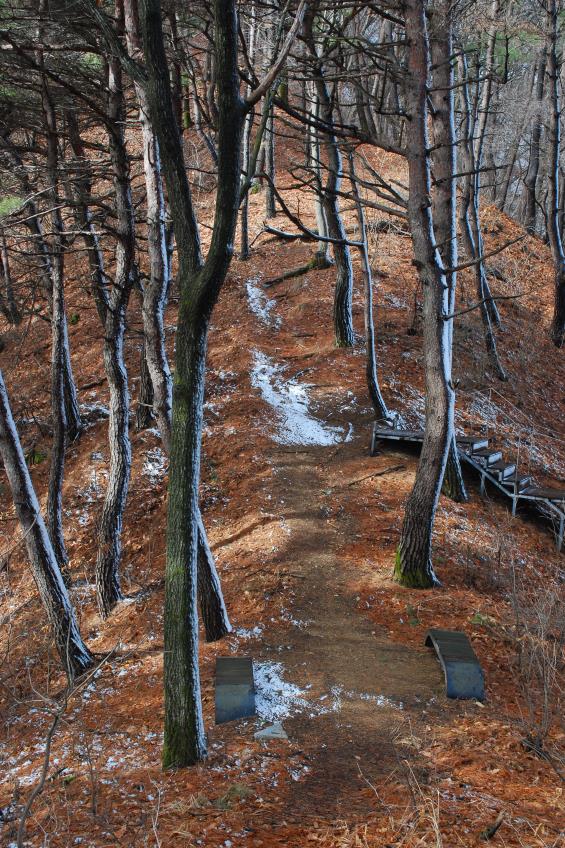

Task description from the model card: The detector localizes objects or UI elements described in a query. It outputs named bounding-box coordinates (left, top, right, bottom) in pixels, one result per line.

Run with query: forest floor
left=1, top=147, right=564, bottom=847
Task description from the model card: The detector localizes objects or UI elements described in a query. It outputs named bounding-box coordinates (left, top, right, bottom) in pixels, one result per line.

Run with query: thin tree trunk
left=96, top=12, right=136, bottom=618
left=0, top=230, right=20, bottom=325
left=0, top=137, right=82, bottom=439
left=347, top=150, right=389, bottom=421
left=138, top=0, right=244, bottom=767
left=308, top=90, right=332, bottom=266
left=239, top=2, right=257, bottom=260
left=395, top=0, right=454, bottom=588
left=136, top=341, right=154, bottom=430
left=124, top=0, right=173, bottom=449
left=430, top=0, right=467, bottom=503
left=547, top=0, right=565, bottom=347
left=0, top=370, right=92, bottom=679
left=40, top=74, right=70, bottom=573
left=264, top=104, right=276, bottom=218
left=305, top=12, right=354, bottom=347
left=458, top=53, right=507, bottom=380
left=523, top=50, right=547, bottom=235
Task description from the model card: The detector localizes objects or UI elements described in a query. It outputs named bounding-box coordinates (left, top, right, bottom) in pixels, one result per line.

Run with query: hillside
left=1, top=147, right=564, bottom=847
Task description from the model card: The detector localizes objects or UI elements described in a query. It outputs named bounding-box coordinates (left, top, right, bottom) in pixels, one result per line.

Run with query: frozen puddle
left=250, top=350, right=351, bottom=446
left=246, top=277, right=281, bottom=329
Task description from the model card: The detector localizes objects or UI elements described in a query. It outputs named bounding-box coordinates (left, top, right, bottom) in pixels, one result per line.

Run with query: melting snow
left=246, top=277, right=281, bottom=329
left=250, top=350, right=351, bottom=446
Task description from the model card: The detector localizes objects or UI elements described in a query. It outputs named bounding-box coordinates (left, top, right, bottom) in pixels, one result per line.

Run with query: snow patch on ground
left=76, top=468, right=106, bottom=526
left=250, top=350, right=351, bottom=446
left=254, top=662, right=311, bottom=721
left=142, top=447, right=166, bottom=483
left=235, top=624, right=265, bottom=640
left=253, top=662, right=403, bottom=723
left=246, top=277, right=281, bottom=329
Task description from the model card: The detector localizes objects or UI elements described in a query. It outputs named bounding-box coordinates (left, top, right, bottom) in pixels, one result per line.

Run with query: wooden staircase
left=370, top=425, right=565, bottom=552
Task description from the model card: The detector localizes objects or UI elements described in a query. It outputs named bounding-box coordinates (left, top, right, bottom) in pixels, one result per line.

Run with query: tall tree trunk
left=124, top=0, right=173, bottom=448
left=458, top=53, right=507, bottom=380
left=305, top=11, right=354, bottom=347
left=0, top=370, right=92, bottom=679
left=547, top=0, right=565, bottom=347
left=239, top=2, right=257, bottom=260
left=430, top=0, right=467, bottom=503
left=395, top=0, right=454, bottom=588
left=138, top=0, right=244, bottom=767
left=308, top=90, right=332, bottom=267
left=264, top=104, right=276, bottom=218
left=96, top=13, right=136, bottom=618
left=347, top=150, right=389, bottom=421
left=40, top=73, right=70, bottom=573
left=523, top=50, right=547, bottom=235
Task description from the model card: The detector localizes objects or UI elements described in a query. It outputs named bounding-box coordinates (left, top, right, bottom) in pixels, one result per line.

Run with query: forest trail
left=235, top=280, right=442, bottom=822
left=264, top=441, right=440, bottom=821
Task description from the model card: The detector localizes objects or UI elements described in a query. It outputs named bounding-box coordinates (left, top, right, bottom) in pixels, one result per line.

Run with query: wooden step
left=457, top=435, right=489, bottom=451
left=520, top=486, right=565, bottom=503
left=471, top=447, right=503, bottom=465
left=502, top=474, right=531, bottom=491
left=488, top=460, right=516, bottom=479
left=373, top=426, right=424, bottom=441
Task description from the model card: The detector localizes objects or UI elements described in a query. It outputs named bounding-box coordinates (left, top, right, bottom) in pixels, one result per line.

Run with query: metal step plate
left=215, top=657, right=256, bottom=724
left=425, top=629, right=485, bottom=701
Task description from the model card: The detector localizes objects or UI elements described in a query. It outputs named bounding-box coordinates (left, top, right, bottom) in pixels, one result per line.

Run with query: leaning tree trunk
left=546, top=0, right=565, bottom=347
left=0, top=370, right=92, bottom=679
left=430, top=0, right=467, bottom=503
left=395, top=0, right=454, bottom=588
left=95, top=24, right=136, bottom=619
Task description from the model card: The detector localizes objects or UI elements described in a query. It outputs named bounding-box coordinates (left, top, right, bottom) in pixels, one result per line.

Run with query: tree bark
left=40, top=72, right=70, bottom=573
left=523, top=50, right=547, bottom=235
left=124, top=0, right=173, bottom=448
left=0, top=370, right=92, bottom=680
left=346, top=149, right=389, bottom=421
left=430, top=0, right=467, bottom=504
left=305, top=10, right=354, bottom=348
left=395, top=0, right=454, bottom=588
left=138, top=0, right=244, bottom=767
left=546, top=0, right=565, bottom=347
left=95, top=12, right=136, bottom=618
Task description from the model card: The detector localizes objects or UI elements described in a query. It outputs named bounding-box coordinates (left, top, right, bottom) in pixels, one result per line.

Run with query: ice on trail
left=250, top=350, right=351, bottom=446
left=246, top=277, right=281, bottom=329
